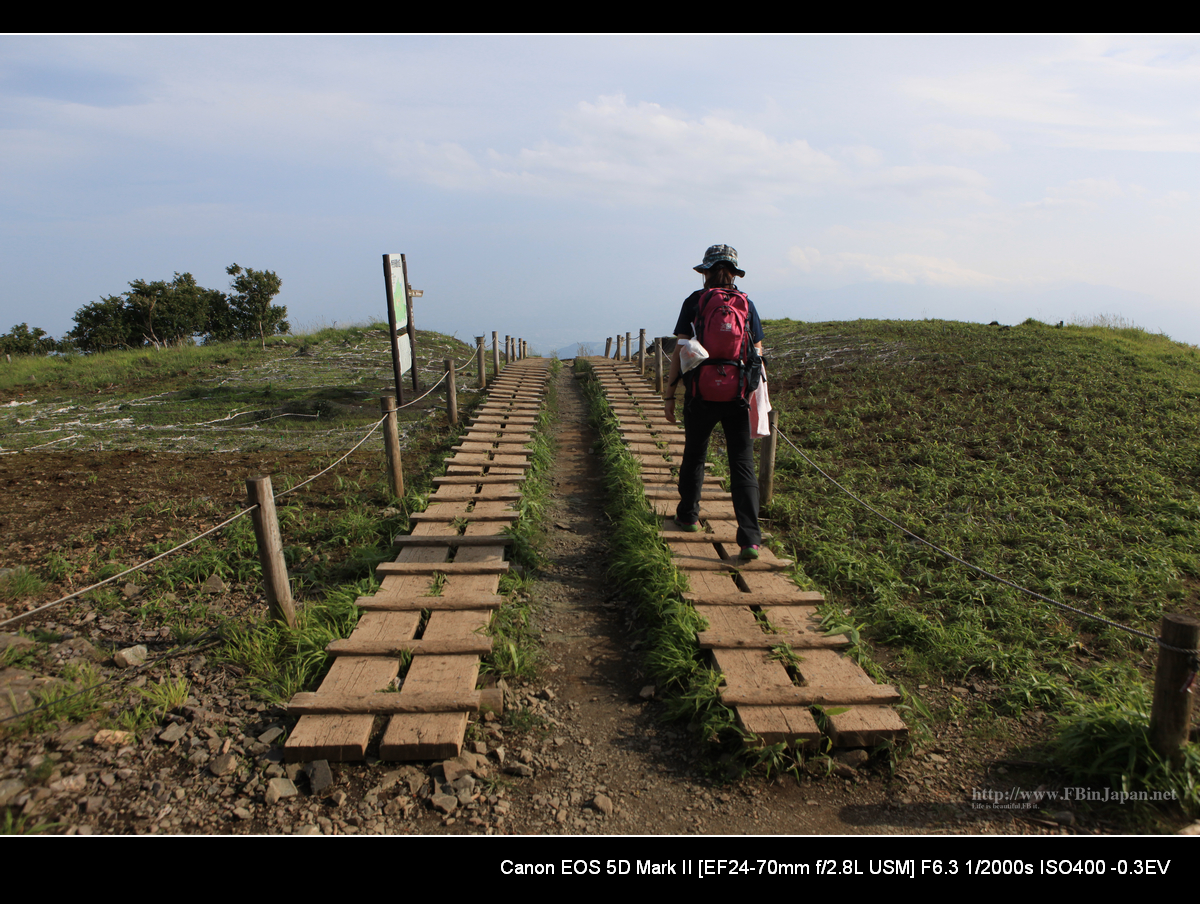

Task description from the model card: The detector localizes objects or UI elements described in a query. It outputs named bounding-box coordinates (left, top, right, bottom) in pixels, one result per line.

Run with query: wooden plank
left=409, top=512, right=518, bottom=522
left=697, top=632, right=849, bottom=650
left=669, top=554, right=794, bottom=572
left=376, top=561, right=509, bottom=576
left=356, top=594, right=504, bottom=611
left=683, top=590, right=824, bottom=605
left=433, top=475, right=527, bottom=485
left=288, top=691, right=480, bottom=715
left=327, top=637, right=492, bottom=656
left=393, top=535, right=513, bottom=547
left=720, top=686, right=902, bottom=706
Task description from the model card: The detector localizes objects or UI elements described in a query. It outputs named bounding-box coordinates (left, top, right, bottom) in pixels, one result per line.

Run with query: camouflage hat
left=694, top=244, right=745, bottom=277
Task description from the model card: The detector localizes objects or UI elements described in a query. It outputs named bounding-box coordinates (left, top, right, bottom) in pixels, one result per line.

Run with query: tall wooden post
left=505, top=336, right=511, bottom=366
left=759, top=409, right=779, bottom=505
left=604, top=337, right=612, bottom=358
left=475, top=337, right=486, bottom=389
left=492, top=331, right=500, bottom=377
left=638, top=329, right=646, bottom=374
left=625, top=331, right=632, bottom=362
left=655, top=339, right=665, bottom=394
left=445, top=359, right=458, bottom=426
left=381, top=396, right=404, bottom=500
left=245, top=476, right=295, bottom=627
left=614, top=335, right=622, bottom=360
left=1149, top=614, right=1200, bottom=764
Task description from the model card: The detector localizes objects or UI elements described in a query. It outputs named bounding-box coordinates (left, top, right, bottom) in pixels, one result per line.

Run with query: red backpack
left=690, top=287, right=760, bottom=403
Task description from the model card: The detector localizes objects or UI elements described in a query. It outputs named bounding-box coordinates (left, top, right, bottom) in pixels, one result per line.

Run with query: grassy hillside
left=759, top=317, right=1200, bottom=808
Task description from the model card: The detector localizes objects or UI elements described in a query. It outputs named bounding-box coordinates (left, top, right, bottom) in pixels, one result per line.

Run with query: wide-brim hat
left=694, top=244, right=745, bottom=278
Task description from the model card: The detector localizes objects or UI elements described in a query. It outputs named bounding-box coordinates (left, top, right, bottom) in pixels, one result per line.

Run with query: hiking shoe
left=674, top=517, right=702, bottom=532
left=739, top=545, right=761, bottom=561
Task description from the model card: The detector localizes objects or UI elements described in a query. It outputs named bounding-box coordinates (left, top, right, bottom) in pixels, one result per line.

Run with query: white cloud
left=788, top=245, right=1003, bottom=287
left=913, top=124, right=1010, bottom=156
left=1026, top=176, right=1125, bottom=209
left=385, top=94, right=842, bottom=209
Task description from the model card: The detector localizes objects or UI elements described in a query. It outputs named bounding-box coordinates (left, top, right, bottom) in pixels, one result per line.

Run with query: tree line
left=1, top=264, right=288, bottom=356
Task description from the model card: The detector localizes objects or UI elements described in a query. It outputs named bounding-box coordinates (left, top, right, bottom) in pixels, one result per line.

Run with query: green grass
left=760, top=316, right=1200, bottom=808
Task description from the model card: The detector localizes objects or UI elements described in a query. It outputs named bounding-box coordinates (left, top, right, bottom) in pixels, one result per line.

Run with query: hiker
left=663, top=244, right=764, bottom=560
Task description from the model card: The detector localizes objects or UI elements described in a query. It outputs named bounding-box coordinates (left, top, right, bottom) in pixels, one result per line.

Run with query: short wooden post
left=655, top=339, right=665, bottom=394
left=492, top=331, right=500, bottom=377
left=245, top=476, right=295, bottom=627
left=475, top=337, right=485, bottom=389
left=614, top=334, right=622, bottom=360
left=759, top=409, right=779, bottom=505
left=522, top=339, right=527, bottom=359
left=604, top=337, right=613, bottom=358
left=625, top=331, right=631, bottom=362
left=505, top=335, right=511, bottom=365
left=380, top=396, right=404, bottom=500
left=638, top=329, right=646, bottom=374
left=445, top=359, right=458, bottom=426
left=1149, top=614, right=1200, bottom=764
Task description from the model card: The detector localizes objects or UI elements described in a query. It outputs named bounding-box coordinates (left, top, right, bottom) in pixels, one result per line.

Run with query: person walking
left=663, top=244, right=764, bottom=560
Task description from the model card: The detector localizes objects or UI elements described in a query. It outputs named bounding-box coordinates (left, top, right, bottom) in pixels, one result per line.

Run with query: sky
left=2, top=34, right=1199, bottom=354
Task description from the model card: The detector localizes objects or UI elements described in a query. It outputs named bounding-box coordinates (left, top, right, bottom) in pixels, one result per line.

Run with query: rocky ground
left=0, top=367, right=1194, bottom=837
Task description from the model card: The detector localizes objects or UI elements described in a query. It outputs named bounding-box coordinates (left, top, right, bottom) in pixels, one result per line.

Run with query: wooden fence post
left=245, top=476, right=295, bottom=627
left=492, top=331, right=500, bottom=377
left=475, top=337, right=485, bottom=389
left=381, top=396, right=404, bottom=500
left=505, top=335, right=511, bottom=366
left=604, top=337, right=612, bottom=358
left=614, top=335, right=622, bottom=360
left=655, top=339, right=665, bottom=394
left=445, top=359, right=458, bottom=426
left=1149, top=614, right=1200, bottom=764
left=625, top=331, right=632, bottom=362
left=759, top=409, right=779, bottom=505
left=638, top=329, right=646, bottom=374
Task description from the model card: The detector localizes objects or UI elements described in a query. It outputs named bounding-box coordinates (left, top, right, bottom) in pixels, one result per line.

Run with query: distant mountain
left=554, top=340, right=608, bottom=359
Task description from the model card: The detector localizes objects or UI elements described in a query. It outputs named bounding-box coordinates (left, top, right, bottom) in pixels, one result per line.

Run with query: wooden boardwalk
left=590, top=358, right=907, bottom=749
left=285, top=359, right=551, bottom=762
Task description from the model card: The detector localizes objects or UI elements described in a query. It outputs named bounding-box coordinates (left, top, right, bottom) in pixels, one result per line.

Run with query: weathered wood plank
left=288, top=691, right=480, bottom=715
left=375, top=561, right=509, bottom=576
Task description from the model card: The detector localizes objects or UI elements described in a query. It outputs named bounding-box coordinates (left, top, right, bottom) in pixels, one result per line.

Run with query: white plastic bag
left=750, top=362, right=771, bottom=438
left=678, top=337, right=709, bottom=373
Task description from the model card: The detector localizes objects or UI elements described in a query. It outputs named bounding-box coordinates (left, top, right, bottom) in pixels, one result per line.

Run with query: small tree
left=0, top=323, right=58, bottom=356
left=68, top=295, right=139, bottom=353
left=125, top=272, right=220, bottom=348
left=225, top=264, right=288, bottom=347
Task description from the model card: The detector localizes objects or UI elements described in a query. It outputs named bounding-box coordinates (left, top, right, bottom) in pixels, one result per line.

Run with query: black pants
left=676, top=397, right=762, bottom=549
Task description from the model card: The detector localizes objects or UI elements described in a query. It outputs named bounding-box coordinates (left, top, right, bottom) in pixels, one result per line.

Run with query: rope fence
left=0, top=331, right=530, bottom=629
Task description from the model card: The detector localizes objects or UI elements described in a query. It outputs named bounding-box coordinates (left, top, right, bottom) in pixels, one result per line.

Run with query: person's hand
left=664, top=396, right=677, bottom=424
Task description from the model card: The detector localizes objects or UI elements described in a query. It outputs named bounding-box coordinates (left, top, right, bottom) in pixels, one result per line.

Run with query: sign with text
left=382, top=253, right=418, bottom=398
